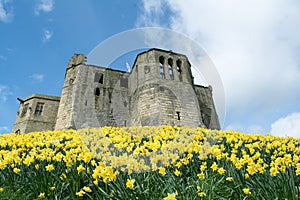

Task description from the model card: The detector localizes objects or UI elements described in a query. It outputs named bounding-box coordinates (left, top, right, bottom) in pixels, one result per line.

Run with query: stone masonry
left=13, top=48, right=220, bottom=133
left=12, top=94, right=60, bottom=133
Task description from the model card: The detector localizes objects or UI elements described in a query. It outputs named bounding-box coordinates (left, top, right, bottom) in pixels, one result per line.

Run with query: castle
left=12, top=48, right=220, bottom=133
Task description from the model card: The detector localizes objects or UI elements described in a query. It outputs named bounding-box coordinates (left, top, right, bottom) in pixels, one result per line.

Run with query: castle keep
left=12, top=48, right=220, bottom=133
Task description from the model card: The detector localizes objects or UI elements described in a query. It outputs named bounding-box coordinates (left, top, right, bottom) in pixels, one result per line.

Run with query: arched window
left=176, top=59, right=182, bottom=81
left=159, top=56, right=165, bottom=79
left=168, top=58, right=174, bottom=80
left=95, top=88, right=100, bottom=96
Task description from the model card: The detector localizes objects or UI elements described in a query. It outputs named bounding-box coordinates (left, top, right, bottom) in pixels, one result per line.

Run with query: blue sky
left=1, top=0, right=300, bottom=137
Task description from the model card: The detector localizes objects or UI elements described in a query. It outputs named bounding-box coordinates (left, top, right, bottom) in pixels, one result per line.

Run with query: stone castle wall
left=194, top=85, right=220, bottom=129
left=13, top=48, right=220, bottom=132
left=13, top=94, right=60, bottom=133
left=128, top=50, right=203, bottom=127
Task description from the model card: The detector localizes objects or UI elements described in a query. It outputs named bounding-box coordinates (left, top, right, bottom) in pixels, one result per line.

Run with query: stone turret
left=128, top=49, right=204, bottom=127
left=55, top=54, right=88, bottom=129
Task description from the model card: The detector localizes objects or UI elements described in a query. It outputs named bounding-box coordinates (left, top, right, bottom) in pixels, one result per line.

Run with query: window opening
left=120, top=77, right=128, bottom=88
left=145, top=65, right=150, bottom=74
left=94, top=72, right=104, bottom=84
left=176, top=60, right=182, bottom=81
left=159, top=56, right=165, bottom=79
left=34, top=103, right=44, bottom=116
left=168, top=58, right=174, bottom=80
left=95, top=88, right=100, bottom=96
left=176, top=111, right=181, bottom=120
left=21, top=104, right=28, bottom=117
left=109, top=91, right=112, bottom=103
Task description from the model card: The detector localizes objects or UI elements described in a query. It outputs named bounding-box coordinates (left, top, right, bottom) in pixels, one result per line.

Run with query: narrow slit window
left=95, top=88, right=100, bottom=96
left=176, top=60, right=182, bottom=81
left=159, top=56, right=165, bottom=79
left=176, top=111, right=181, bottom=120
left=168, top=58, right=174, bottom=80
left=34, top=103, right=44, bottom=116
left=144, top=65, right=150, bottom=74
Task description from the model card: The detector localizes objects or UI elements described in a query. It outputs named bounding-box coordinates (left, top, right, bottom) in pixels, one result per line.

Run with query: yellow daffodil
left=38, top=192, right=45, bottom=199
left=126, top=179, right=135, bottom=189
left=226, top=177, right=233, bottom=182
left=243, top=188, right=251, bottom=195
left=218, top=167, right=226, bottom=175
left=76, top=190, right=85, bottom=197
left=159, top=167, right=166, bottom=175
left=45, top=164, right=54, bottom=172
left=83, top=186, right=92, bottom=193
left=77, top=165, right=86, bottom=174
left=210, top=162, right=218, bottom=171
left=164, top=193, right=176, bottom=200
left=50, top=186, right=55, bottom=191
left=198, top=192, right=206, bottom=197
left=13, top=167, right=20, bottom=174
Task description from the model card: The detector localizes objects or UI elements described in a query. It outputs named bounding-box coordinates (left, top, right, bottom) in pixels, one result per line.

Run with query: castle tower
left=55, top=54, right=85, bottom=129
left=128, top=49, right=205, bottom=127
left=55, top=54, right=130, bottom=130
left=12, top=94, right=60, bottom=133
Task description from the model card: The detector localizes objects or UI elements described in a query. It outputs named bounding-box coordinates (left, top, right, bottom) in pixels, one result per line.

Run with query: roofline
left=19, top=94, right=61, bottom=103
left=194, top=84, right=212, bottom=91
left=85, top=64, right=129, bottom=74
left=131, top=48, right=191, bottom=71
left=85, top=48, right=191, bottom=74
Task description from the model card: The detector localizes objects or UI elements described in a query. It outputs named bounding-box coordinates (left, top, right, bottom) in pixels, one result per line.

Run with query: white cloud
left=0, top=85, right=12, bottom=102
left=0, top=0, right=13, bottom=23
left=34, top=0, right=54, bottom=15
left=0, top=126, right=9, bottom=134
left=271, top=112, right=300, bottom=138
left=29, top=73, right=44, bottom=82
left=136, top=0, right=164, bottom=27
left=138, top=0, right=300, bottom=131
left=43, top=29, right=53, bottom=42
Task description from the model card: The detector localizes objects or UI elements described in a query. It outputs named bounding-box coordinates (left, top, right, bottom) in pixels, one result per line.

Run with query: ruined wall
left=194, top=85, right=220, bottom=129
left=55, top=53, right=130, bottom=130
left=74, top=65, right=129, bottom=128
left=12, top=94, right=60, bottom=133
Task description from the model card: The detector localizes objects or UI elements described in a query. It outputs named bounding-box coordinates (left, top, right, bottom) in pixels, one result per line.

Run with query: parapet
left=67, top=54, right=87, bottom=69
